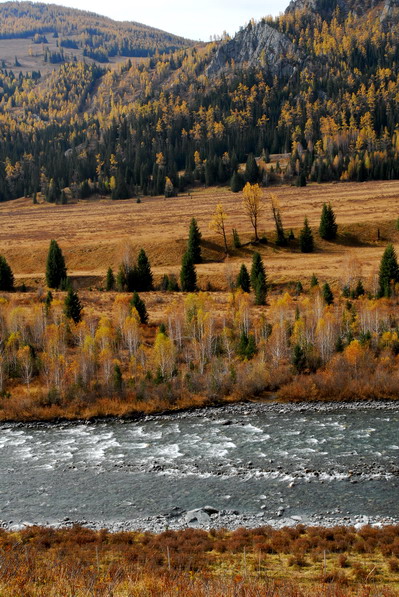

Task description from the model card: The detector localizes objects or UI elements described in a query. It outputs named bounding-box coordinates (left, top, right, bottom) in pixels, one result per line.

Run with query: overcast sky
left=5, top=0, right=290, bottom=40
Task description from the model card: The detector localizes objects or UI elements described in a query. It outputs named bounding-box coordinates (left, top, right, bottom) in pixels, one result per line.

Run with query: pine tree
left=245, top=153, right=259, bottom=183
left=180, top=252, right=197, bottom=292
left=46, top=240, right=67, bottom=289
left=251, top=252, right=267, bottom=305
left=299, top=217, right=314, bottom=253
left=232, top=228, right=241, bottom=248
left=64, top=287, right=82, bottom=323
left=310, top=273, right=319, bottom=288
left=136, top=249, right=153, bottom=291
left=230, top=170, right=244, bottom=193
left=378, top=244, right=399, bottom=297
left=45, top=290, right=53, bottom=315
left=355, top=279, right=365, bottom=297
left=113, top=363, right=123, bottom=393
left=292, top=344, right=306, bottom=372
left=322, top=282, right=334, bottom=305
left=271, top=200, right=287, bottom=246
left=319, top=203, right=338, bottom=240
left=236, top=264, right=251, bottom=293
left=106, top=267, right=115, bottom=291
left=187, top=218, right=202, bottom=264
left=0, top=256, right=14, bottom=291
left=131, top=291, right=148, bottom=324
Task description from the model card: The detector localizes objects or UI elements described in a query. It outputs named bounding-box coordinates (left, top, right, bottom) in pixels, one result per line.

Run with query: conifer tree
left=230, top=170, right=244, bottom=193
left=131, top=291, right=148, bottom=324
left=106, top=267, right=115, bottom=291
left=271, top=199, right=287, bottom=246
left=322, top=282, right=334, bottom=305
left=319, top=203, right=338, bottom=240
left=299, top=217, right=314, bottom=253
left=113, top=363, right=123, bottom=393
left=45, top=290, right=53, bottom=315
left=0, top=256, right=14, bottom=291
left=378, top=244, right=399, bottom=297
left=180, top=252, right=197, bottom=292
left=251, top=252, right=267, bottom=305
left=236, top=264, right=251, bottom=293
left=355, top=279, right=365, bottom=297
left=187, top=218, right=202, bottom=264
left=136, top=249, right=153, bottom=291
left=310, top=274, right=319, bottom=288
left=232, top=228, right=241, bottom=248
left=46, top=240, right=67, bottom=289
left=245, top=153, right=259, bottom=183
left=64, top=287, right=82, bottom=323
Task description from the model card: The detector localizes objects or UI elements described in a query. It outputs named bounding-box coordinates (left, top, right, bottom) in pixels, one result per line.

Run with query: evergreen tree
left=322, top=282, right=334, bottom=305
left=319, top=203, right=338, bottom=240
left=187, top=218, right=202, bottom=264
left=378, top=243, right=399, bottom=297
left=130, top=291, right=148, bottom=324
left=113, top=363, right=123, bottom=393
left=180, top=252, right=197, bottom=292
left=136, top=249, right=153, bottom=291
left=310, top=273, right=319, bottom=288
left=272, top=202, right=287, bottom=246
left=236, top=264, right=251, bottom=293
left=0, top=256, right=14, bottom=291
left=292, top=344, right=306, bottom=372
left=245, top=153, right=259, bottom=183
left=46, top=240, right=67, bottom=289
left=295, top=281, right=303, bottom=295
left=232, top=228, right=241, bottom=248
left=355, top=279, right=365, bottom=297
left=64, top=287, right=82, bottom=323
left=105, top=267, right=115, bottom=291
left=45, top=290, right=53, bottom=315
left=299, top=217, right=314, bottom=253
left=251, top=252, right=267, bottom=305
left=237, top=332, right=257, bottom=360
left=116, top=265, right=126, bottom=291
left=230, top=170, right=244, bottom=193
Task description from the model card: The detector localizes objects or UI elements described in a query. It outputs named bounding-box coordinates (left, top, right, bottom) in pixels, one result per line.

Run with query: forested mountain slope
left=0, top=1, right=192, bottom=67
left=1, top=0, right=399, bottom=202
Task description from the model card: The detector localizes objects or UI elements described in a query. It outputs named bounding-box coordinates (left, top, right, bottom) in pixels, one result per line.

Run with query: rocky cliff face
left=207, top=21, right=297, bottom=78
left=286, top=0, right=397, bottom=19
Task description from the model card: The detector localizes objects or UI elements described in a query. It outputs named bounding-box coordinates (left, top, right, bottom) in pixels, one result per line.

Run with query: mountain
left=0, top=1, right=193, bottom=70
left=0, top=0, right=399, bottom=203
left=286, top=0, right=399, bottom=21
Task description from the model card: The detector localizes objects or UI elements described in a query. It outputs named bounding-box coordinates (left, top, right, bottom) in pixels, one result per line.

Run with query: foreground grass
left=0, top=525, right=398, bottom=596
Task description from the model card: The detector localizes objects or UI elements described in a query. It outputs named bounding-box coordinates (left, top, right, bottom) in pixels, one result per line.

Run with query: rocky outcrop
left=207, top=21, right=297, bottom=79
left=380, top=0, right=399, bottom=22
left=287, top=0, right=398, bottom=20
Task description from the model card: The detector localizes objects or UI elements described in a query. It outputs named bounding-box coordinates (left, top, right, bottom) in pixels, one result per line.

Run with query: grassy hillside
left=2, top=179, right=399, bottom=288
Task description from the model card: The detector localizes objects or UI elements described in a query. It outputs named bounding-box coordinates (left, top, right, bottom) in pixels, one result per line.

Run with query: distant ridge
left=0, top=1, right=194, bottom=59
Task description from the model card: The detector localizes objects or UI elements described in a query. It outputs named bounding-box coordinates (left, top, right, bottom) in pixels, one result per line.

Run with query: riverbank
left=0, top=524, right=398, bottom=596
left=1, top=393, right=399, bottom=425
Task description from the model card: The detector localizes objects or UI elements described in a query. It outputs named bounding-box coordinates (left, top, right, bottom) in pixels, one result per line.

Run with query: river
left=1, top=402, right=398, bottom=532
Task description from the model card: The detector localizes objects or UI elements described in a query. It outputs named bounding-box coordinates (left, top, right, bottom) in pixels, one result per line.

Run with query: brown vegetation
left=0, top=525, right=398, bottom=596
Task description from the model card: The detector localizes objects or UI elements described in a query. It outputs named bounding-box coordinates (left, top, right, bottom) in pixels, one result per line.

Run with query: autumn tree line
left=1, top=4, right=399, bottom=201
left=1, top=213, right=399, bottom=414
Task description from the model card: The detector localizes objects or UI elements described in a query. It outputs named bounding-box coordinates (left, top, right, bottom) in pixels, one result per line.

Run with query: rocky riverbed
left=1, top=401, right=398, bottom=532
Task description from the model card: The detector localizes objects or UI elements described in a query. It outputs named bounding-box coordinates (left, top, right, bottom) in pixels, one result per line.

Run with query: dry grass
left=0, top=525, right=398, bottom=596
left=3, top=180, right=399, bottom=291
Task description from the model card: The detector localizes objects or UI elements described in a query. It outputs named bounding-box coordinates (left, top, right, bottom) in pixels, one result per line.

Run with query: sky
left=6, top=0, right=290, bottom=40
